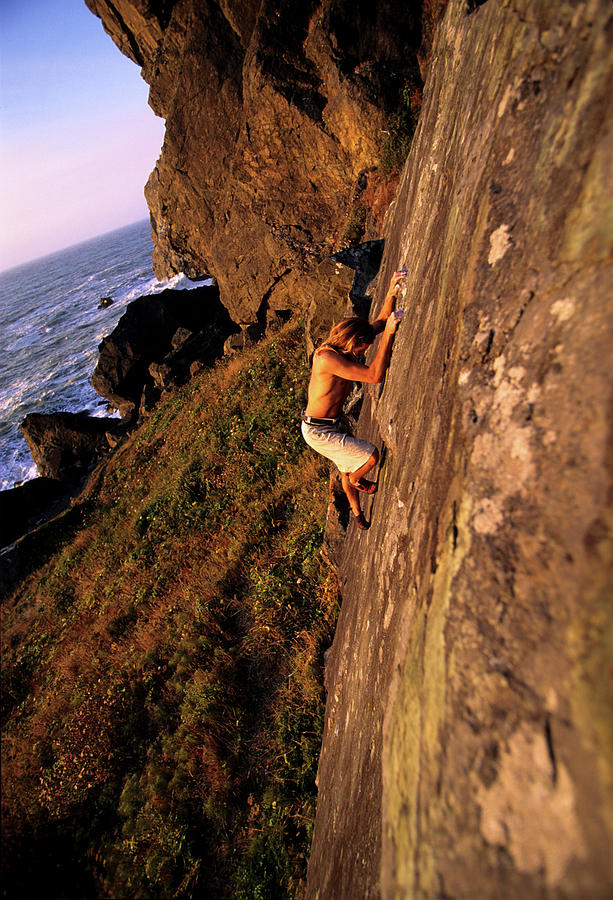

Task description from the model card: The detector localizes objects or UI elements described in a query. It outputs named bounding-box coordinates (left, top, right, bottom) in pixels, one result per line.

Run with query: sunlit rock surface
left=307, top=1, right=613, bottom=897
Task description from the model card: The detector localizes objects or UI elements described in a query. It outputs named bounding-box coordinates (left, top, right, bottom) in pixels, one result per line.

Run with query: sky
left=0, top=0, right=166, bottom=271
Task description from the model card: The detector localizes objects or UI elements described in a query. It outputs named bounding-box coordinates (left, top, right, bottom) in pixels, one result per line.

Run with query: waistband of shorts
left=301, top=409, right=340, bottom=427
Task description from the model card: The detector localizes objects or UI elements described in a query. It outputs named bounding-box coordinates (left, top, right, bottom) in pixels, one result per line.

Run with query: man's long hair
left=318, top=317, right=375, bottom=357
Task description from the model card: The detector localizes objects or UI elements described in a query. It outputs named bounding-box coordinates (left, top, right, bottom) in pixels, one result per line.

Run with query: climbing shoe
left=351, top=479, right=377, bottom=494
left=354, top=511, right=369, bottom=529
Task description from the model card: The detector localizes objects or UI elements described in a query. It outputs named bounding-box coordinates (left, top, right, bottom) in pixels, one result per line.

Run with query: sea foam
left=0, top=220, right=204, bottom=490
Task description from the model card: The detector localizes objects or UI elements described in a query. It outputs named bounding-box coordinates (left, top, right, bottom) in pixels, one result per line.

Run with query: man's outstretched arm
left=372, top=271, right=406, bottom=334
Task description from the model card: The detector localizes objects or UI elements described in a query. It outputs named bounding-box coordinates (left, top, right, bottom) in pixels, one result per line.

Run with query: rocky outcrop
left=0, top=478, right=73, bottom=549
left=84, top=0, right=427, bottom=323
left=91, top=284, right=237, bottom=419
left=307, top=1, right=613, bottom=898
left=20, top=413, right=113, bottom=482
left=9, top=285, right=236, bottom=547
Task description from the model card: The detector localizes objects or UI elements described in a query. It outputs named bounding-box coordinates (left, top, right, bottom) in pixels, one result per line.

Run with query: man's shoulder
left=314, top=346, right=342, bottom=365
left=314, top=348, right=349, bottom=378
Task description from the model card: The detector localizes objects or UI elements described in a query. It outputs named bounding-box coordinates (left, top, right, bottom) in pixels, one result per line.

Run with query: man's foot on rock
left=351, top=478, right=377, bottom=494
left=354, top=511, right=369, bottom=529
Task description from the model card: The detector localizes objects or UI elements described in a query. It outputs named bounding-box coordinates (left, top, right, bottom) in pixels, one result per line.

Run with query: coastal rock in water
left=307, top=1, right=613, bottom=897
left=0, top=477, right=72, bottom=548
left=91, top=284, right=237, bottom=419
left=20, top=412, right=113, bottom=481
left=84, top=0, right=426, bottom=323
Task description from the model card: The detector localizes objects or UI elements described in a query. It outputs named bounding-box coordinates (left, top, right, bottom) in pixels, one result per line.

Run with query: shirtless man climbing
left=301, top=271, right=406, bottom=529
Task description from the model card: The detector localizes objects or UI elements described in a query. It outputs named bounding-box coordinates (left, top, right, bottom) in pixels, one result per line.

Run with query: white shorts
left=301, top=420, right=375, bottom=474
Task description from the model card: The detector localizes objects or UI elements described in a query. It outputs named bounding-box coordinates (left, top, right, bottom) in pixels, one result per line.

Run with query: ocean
left=0, top=220, right=200, bottom=491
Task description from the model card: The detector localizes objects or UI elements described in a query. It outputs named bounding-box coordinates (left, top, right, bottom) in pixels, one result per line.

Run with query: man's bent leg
left=341, top=472, right=362, bottom=517
left=340, top=449, right=379, bottom=525
left=349, top=449, right=379, bottom=488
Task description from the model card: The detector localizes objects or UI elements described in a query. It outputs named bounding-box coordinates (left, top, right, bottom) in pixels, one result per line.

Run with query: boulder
left=149, top=324, right=238, bottom=392
left=105, top=421, right=131, bottom=449
left=20, top=412, right=113, bottom=481
left=138, top=383, right=161, bottom=420
left=170, top=326, right=192, bottom=351
left=223, top=331, right=247, bottom=356
left=189, top=360, right=207, bottom=379
left=148, top=360, right=172, bottom=391
left=223, top=322, right=266, bottom=356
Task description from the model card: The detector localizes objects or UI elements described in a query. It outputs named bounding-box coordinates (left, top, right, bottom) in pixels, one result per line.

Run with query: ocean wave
left=1, top=459, right=38, bottom=492
left=117, top=272, right=208, bottom=303
left=123, top=275, right=160, bottom=301
left=72, top=273, right=97, bottom=291
left=90, top=406, right=121, bottom=419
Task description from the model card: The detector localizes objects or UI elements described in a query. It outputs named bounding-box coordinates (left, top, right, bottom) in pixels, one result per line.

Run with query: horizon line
left=0, top=217, right=152, bottom=278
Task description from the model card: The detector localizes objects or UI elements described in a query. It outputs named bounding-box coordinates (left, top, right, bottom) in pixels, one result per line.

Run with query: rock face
left=306, top=2, right=613, bottom=898
left=91, top=284, right=236, bottom=419
left=20, top=413, right=113, bottom=482
left=84, top=0, right=426, bottom=323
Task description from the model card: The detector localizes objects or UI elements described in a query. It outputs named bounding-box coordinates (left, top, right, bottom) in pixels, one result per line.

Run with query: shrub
left=379, top=81, right=423, bottom=176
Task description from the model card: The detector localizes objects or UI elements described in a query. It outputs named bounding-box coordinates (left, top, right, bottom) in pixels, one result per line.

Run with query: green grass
left=379, top=79, right=423, bottom=177
left=1, top=323, right=339, bottom=899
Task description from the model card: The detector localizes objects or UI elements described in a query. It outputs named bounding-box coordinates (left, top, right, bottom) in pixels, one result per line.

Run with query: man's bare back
left=305, top=350, right=357, bottom=418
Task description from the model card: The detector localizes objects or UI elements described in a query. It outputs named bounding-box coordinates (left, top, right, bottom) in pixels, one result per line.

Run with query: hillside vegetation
left=1, top=323, right=338, bottom=899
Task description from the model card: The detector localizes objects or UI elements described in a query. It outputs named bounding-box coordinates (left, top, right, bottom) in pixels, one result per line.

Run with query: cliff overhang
left=85, top=0, right=430, bottom=324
